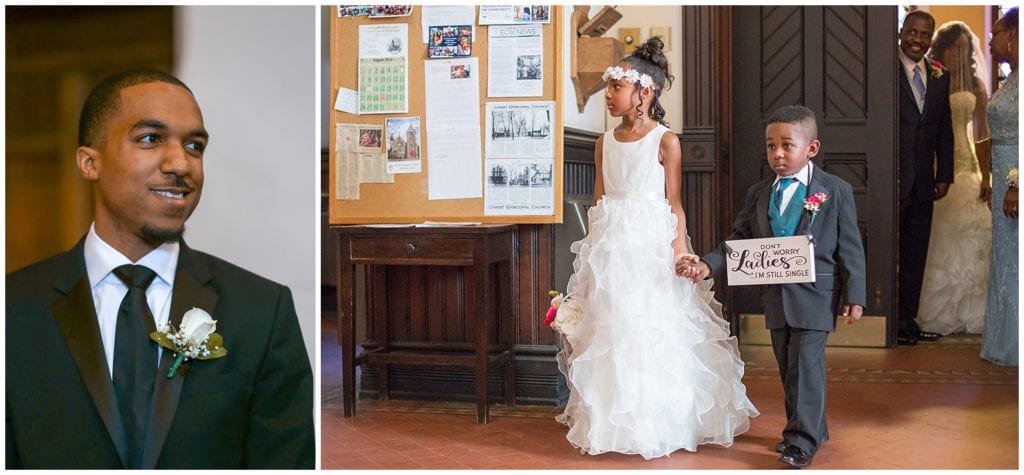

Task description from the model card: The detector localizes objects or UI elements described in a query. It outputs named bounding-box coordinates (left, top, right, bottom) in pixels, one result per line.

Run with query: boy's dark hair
left=623, top=36, right=674, bottom=128
left=902, top=10, right=935, bottom=32
left=767, top=105, right=818, bottom=140
left=78, top=69, right=192, bottom=147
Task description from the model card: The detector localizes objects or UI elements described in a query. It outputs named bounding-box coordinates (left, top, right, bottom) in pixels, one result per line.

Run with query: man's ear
left=76, top=146, right=100, bottom=181
left=807, top=139, right=822, bottom=158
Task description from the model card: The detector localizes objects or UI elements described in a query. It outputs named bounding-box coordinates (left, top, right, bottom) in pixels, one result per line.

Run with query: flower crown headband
left=602, top=65, right=655, bottom=90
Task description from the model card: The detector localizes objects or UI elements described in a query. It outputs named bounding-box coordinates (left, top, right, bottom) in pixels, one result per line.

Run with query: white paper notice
left=483, top=100, right=555, bottom=216
left=484, top=101, right=554, bottom=159
left=487, top=24, right=543, bottom=97
left=425, top=58, right=483, bottom=200
left=358, top=24, right=409, bottom=114
left=421, top=5, right=476, bottom=44
left=333, top=87, right=359, bottom=114
left=484, top=158, right=554, bottom=215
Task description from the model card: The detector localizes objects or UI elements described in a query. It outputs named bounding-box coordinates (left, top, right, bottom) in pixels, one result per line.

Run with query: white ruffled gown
left=555, top=124, right=758, bottom=459
left=917, top=91, right=992, bottom=335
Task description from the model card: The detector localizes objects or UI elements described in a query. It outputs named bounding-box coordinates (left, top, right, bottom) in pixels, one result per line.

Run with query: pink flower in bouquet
left=803, top=192, right=829, bottom=223
left=545, top=290, right=563, bottom=327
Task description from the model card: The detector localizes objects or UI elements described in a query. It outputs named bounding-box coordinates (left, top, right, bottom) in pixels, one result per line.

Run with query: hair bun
left=632, top=37, right=665, bottom=61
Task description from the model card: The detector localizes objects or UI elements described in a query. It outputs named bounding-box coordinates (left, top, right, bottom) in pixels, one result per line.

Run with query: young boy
left=679, top=105, right=866, bottom=468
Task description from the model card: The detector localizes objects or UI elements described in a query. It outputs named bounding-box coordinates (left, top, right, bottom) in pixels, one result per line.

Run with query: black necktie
left=775, top=177, right=796, bottom=210
left=112, top=264, right=158, bottom=468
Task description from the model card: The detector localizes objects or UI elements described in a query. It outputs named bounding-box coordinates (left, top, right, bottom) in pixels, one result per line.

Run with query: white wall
left=174, top=6, right=317, bottom=367
left=563, top=5, right=685, bottom=134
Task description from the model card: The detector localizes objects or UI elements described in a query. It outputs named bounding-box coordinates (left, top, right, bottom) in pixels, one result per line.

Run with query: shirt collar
left=84, top=223, right=180, bottom=289
left=898, top=50, right=926, bottom=77
left=773, top=161, right=813, bottom=188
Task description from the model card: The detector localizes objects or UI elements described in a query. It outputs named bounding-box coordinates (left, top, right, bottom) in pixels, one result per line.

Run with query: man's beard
left=141, top=223, right=185, bottom=245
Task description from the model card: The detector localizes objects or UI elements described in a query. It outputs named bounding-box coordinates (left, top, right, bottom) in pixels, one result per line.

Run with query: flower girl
left=551, top=37, right=758, bottom=459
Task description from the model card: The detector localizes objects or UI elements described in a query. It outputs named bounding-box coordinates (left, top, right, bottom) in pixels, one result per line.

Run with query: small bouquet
left=929, top=59, right=944, bottom=79
left=544, top=290, right=584, bottom=335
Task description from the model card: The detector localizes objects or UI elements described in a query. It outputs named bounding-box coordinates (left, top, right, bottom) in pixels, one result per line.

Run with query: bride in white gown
left=918, top=21, right=992, bottom=335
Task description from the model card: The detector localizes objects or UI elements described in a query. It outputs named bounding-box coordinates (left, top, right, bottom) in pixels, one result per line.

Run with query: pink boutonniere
left=803, top=192, right=830, bottom=223
left=929, top=60, right=944, bottom=79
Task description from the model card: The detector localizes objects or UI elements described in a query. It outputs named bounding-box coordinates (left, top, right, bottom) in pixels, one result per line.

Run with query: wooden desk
left=334, top=224, right=516, bottom=423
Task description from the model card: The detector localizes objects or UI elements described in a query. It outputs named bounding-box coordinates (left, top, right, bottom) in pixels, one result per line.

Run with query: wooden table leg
left=473, top=257, right=490, bottom=424
left=501, top=258, right=515, bottom=407
left=337, top=233, right=356, bottom=417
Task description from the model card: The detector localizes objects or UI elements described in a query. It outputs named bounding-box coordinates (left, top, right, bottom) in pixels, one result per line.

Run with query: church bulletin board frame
left=329, top=6, right=564, bottom=224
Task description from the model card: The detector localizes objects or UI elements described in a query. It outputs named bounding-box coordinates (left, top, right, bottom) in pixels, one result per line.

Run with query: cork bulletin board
left=328, top=5, right=564, bottom=224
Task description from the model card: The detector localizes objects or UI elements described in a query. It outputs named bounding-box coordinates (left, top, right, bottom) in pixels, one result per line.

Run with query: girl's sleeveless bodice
left=602, top=124, right=668, bottom=197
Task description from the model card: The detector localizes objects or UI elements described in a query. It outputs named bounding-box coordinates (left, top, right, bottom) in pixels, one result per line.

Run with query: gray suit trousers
left=770, top=325, right=830, bottom=455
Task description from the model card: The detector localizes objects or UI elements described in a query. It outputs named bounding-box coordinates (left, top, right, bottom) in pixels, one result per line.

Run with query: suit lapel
left=51, top=241, right=131, bottom=467
left=799, top=170, right=830, bottom=237
left=756, top=180, right=771, bottom=238
left=141, top=243, right=219, bottom=468
left=920, top=62, right=945, bottom=120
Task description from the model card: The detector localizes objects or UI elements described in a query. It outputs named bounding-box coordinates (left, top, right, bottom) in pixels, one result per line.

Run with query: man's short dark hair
left=903, top=10, right=936, bottom=32
left=767, top=105, right=818, bottom=140
left=78, top=69, right=192, bottom=147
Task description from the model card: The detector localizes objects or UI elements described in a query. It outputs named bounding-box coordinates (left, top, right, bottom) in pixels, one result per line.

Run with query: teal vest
left=769, top=181, right=807, bottom=237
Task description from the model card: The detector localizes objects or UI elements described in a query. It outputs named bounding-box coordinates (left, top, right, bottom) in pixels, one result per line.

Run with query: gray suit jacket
left=703, top=166, right=867, bottom=331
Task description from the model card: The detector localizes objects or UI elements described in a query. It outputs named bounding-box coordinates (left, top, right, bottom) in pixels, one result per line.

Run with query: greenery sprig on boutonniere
left=804, top=192, right=830, bottom=224
left=150, top=308, right=227, bottom=378
left=929, top=60, right=945, bottom=79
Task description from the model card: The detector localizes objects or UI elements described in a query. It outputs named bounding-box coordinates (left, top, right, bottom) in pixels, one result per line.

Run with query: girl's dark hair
left=623, top=36, right=674, bottom=127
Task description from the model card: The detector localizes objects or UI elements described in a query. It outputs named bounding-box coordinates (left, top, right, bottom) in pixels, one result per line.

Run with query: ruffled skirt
left=556, top=194, right=759, bottom=459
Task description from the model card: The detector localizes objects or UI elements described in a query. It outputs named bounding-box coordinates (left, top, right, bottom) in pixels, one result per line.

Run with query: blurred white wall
left=174, top=6, right=317, bottom=367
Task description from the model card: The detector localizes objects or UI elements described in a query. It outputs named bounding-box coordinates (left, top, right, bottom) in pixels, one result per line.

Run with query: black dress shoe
left=778, top=445, right=813, bottom=468
left=917, top=330, right=941, bottom=341
left=897, top=331, right=918, bottom=346
left=775, top=441, right=788, bottom=453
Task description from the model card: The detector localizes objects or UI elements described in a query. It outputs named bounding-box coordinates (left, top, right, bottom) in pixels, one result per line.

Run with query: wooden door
left=730, top=5, right=898, bottom=344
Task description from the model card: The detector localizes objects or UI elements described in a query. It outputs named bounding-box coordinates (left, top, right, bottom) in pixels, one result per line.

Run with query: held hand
left=980, top=182, right=992, bottom=203
left=842, top=304, right=864, bottom=325
left=934, top=182, right=950, bottom=200
left=1003, top=187, right=1018, bottom=219
left=676, top=259, right=711, bottom=282
left=674, top=253, right=696, bottom=276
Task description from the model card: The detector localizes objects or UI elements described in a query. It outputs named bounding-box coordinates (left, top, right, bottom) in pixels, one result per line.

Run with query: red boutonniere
left=929, top=60, right=944, bottom=79
left=803, top=192, right=830, bottom=223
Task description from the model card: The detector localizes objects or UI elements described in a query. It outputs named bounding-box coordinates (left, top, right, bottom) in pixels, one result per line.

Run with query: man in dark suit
left=897, top=10, right=954, bottom=345
left=681, top=106, right=866, bottom=468
left=6, top=70, right=314, bottom=468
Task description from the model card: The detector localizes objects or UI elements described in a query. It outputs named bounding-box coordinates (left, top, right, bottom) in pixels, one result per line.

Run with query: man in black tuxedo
left=897, top=11, right=954, bottom=346
left=6, top=70, right=314, bottom=468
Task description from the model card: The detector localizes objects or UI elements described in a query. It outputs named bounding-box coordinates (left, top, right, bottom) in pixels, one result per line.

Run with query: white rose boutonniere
left=150, top=307, right=228, bottom=378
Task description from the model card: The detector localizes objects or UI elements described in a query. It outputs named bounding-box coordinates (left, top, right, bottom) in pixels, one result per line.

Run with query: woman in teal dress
left=981, top=7, right=1018, bottom=366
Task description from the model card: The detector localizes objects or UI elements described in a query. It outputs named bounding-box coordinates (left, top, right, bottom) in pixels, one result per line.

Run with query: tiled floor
left=321, top=318, right=1018, bottom=469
